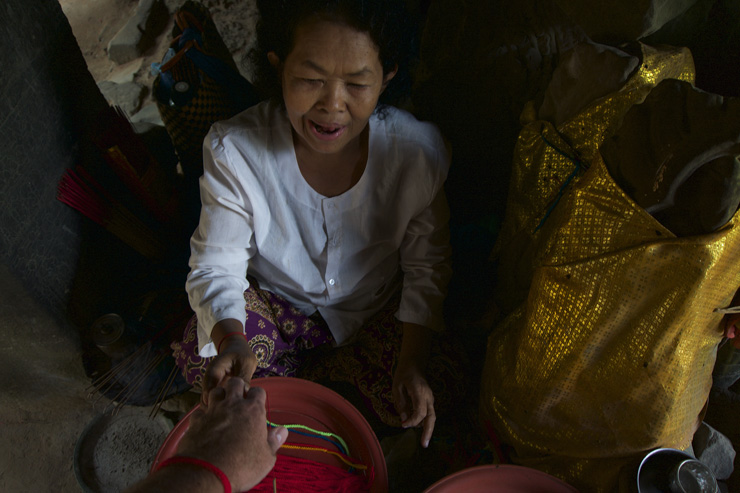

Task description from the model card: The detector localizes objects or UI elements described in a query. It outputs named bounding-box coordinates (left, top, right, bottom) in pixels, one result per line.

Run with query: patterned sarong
left=172, top=285, right=334, bottom=387
left=172, top=285, right=467, bottom=429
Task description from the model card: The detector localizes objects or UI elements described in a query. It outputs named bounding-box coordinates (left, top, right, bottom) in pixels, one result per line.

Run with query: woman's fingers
left=394, top=376, right=436, bottom=448
left=420, top=402, right=436, bottom=448
left=404, top=387, right=434, bottom=425
left=203, top=357, right=231, bottom=391
left=201, top=360, right=229, bottom=407
left=201, top=343, right=259, bottom=406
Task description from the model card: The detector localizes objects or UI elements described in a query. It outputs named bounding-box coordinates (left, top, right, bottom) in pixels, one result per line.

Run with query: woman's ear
left=382, top=64, right=398, bottom=90
left=268, top=52, right=283, bottom=85
left=267, top=52, right=281, bottom=68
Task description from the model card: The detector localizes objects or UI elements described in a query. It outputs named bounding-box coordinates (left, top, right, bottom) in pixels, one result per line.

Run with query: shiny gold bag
left=480, top=44, right=740, bottom=492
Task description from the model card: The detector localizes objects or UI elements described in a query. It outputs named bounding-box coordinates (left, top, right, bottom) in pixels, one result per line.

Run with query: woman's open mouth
left=310, top=120, right=346, bottom=140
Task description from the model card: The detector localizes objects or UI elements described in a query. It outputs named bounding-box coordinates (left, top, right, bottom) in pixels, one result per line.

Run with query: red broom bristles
left=57, top=167, right=166, bottom=260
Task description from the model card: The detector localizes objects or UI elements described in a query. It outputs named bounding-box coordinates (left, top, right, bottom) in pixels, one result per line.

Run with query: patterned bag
left=153, top=1, right=260, bottom=186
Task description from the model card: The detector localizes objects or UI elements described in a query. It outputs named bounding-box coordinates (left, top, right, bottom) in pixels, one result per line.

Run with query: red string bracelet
left=155, top=456, right=232, bottom=493
left=217, top=331, right=248, bottom=354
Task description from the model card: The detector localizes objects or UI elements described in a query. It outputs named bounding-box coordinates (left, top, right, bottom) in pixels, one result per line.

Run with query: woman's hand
left=392, top=322, right=436, bottom=448
left=393, top=360, right=436, bottom=448
left=202, top=319, right=258, bottom=407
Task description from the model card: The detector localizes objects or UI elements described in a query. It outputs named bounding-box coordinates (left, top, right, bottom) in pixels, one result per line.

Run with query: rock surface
left=61, top=0, right=257, bottom=126
left=97, top=80, right=145, bottom=116
left=694, top=421, right=737, bottom=481
left=107, top=0, right=169, bottom=64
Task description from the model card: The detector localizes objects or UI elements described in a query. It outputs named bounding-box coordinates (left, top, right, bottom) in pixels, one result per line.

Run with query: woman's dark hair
left=250, top=0, right=417, bottom=109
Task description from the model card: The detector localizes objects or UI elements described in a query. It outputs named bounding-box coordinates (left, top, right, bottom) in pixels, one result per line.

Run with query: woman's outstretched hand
left=202, top=319, right=259, bottom=407
left=392, top=322, right=436, bottom=449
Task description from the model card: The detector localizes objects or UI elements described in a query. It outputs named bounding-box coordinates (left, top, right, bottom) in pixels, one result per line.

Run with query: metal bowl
left=637, top=448, right=719, bottom=493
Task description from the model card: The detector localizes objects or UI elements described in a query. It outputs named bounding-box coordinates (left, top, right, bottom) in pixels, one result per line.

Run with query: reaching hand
left=178, top=377, right=288, bottom=492
left=202, top=320, right=259, bottom=407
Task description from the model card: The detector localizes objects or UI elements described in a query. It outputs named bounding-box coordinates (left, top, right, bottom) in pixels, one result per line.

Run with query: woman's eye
left=301, top=78, right=322, bottom=85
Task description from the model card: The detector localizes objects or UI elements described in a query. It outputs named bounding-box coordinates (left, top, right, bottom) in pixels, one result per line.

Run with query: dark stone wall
left=0, top=0, right=109, bottom=326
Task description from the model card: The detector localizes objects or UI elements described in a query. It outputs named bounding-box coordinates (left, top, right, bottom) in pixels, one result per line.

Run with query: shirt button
left=328, top=278, right=335, bottom=286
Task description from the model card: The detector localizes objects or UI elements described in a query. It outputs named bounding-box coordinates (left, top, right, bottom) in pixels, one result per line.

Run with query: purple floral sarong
left=172, top=284, right=467, bottom=428
left=171, top=284, right=333, bottom=388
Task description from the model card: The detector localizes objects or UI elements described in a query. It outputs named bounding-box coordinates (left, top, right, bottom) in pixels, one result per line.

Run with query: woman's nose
left=317, top=81, right=346, bottom=112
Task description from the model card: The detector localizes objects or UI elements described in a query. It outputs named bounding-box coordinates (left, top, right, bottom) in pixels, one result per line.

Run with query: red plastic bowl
left=423, top=464, right=580, bottom=492
left=151, top=377, right=387, bottom=492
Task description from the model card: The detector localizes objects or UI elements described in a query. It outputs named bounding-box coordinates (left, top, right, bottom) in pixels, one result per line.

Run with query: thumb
left=203, top=371, right=224, bottom=394
left=204, top=354, right=235, bottom=392
left=201, top=361, right=230, bottom=407
left=267, top=426, right=288, bottom=455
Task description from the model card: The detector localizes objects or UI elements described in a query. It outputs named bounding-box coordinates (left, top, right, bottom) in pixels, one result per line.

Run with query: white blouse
left=187, top=100, right=452, bottom=356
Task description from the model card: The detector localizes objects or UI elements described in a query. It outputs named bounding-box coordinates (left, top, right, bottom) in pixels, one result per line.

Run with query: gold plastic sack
left=480, top=44, right=740, bottom=492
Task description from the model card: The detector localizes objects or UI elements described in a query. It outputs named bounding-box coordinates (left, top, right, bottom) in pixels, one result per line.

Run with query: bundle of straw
left=57, top=166, right=166, bottom=260
left=86, top=301, right=193, bottom=413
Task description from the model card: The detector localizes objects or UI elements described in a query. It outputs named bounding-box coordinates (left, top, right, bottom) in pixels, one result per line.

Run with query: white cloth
left=187, top=100, right=452, bottom=356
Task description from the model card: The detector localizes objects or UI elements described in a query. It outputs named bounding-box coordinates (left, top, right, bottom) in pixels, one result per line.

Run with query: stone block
left=107, top=0, right=168, bottom=65
left=97, top=80, right=145, bottom=116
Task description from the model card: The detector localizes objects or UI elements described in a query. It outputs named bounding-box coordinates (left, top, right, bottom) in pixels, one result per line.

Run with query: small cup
left=91, top=313, right=135, bottom=360
left=668, top=459, right=719, bottom=493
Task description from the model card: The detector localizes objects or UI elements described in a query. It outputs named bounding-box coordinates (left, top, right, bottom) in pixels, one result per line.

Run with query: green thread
left=267, top=419, right=350, bottom=453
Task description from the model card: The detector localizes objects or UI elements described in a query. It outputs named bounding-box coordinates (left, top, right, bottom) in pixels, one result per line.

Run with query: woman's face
left=271, top=18, right=395, bottom=159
